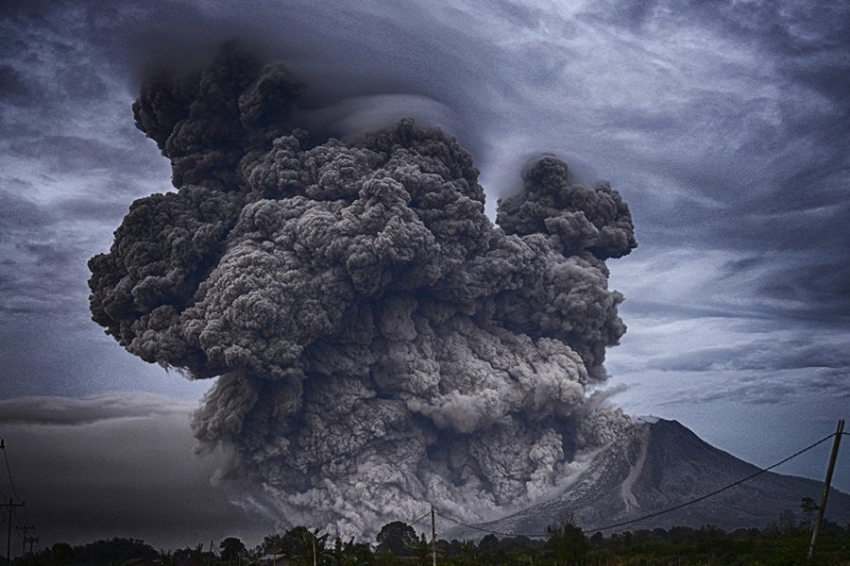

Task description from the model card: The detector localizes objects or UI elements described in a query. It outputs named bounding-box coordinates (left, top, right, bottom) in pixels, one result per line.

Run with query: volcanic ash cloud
left=88, top=44, right=637, bottom=537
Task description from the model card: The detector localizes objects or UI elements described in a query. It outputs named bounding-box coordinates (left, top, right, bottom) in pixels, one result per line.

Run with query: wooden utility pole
left=15, top=526, right=34, bottom=556
left=1, top=499, right=24, bottom=565
left=430, top=505, right=437, bottom=566
left=24, top=535, right=38, bottom=556
left=808, top=419, right=845, bottom=563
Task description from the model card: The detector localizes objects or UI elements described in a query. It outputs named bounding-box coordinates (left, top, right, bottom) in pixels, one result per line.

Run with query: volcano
left=446, top=419, right=850, bottom=538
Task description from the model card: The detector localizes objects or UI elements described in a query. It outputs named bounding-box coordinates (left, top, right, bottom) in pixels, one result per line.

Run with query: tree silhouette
left=220, top=538, right=247, bottom=565
left=51, top=543, right=74, bottom=566
left=546, top=512, right=588, bottom=565
left=801, top=496, right=820, bottom=530
left=375, top=522, right=418, bottom=557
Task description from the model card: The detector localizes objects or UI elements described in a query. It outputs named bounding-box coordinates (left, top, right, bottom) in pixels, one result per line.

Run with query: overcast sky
left=1, top=0, right=849, bottom=552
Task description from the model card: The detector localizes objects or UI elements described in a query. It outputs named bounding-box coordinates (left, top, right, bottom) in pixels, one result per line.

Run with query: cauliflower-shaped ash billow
left=88, top=43, right=637, bottom=538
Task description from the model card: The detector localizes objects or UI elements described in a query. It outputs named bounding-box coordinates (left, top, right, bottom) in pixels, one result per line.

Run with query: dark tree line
left=13, top=512, right=850, bottom=566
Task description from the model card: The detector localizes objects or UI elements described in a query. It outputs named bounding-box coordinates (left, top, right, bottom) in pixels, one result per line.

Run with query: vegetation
left=12, top=514, right=850, bottom=566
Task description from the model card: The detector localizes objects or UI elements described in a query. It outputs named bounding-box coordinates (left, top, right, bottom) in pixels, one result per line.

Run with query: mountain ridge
left=445, top=419, right=850, bottom=539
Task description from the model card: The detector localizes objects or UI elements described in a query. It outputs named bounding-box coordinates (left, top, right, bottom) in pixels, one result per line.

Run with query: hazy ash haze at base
left=0, top=0, right=849, bottom=550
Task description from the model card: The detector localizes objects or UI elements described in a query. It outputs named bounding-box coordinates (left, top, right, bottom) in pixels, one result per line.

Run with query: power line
left=0, top=438, right=33, bottom=555
left=432, top=430, right=837, bottom=539
left=0, top=442, right=22, bottom=502
left=0, top=441, right=8, bottom=501
left=409, top=511, right=431, bottom=527
left=12, top=507, right=33, bottom=536
left=433, top=509, right=546, bottom=538
left=20, top=503, right=30, bottom=532
left=583, top=431, right=836, bottom=533
left=1, top=500, right=25, bottom=566
left=12, top=511, right=28, bottom=542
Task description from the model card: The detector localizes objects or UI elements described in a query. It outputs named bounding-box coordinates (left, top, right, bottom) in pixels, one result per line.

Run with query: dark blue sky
left=0, top=0, right=848, bottom=550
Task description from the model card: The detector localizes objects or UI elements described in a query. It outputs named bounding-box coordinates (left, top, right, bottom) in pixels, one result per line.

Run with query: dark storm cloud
left=667, top=381, right=801, bottom=406
left=488, top=0, right=546, bottom=29
left=60, top=196, right=138, bottom=223
left=7, top=135, right=163, bottom=176
left=653, top=363, right=850, bottom=407
left=592, top=0, right=849, bottom=59
left=0, top=190, right=88, bottom=315
left=0, top=188, right=48, bottom=231
left=754, top=260, right=850, bottom=322
left=0, top=64, right=37, bottom=105
left=0, top=0, right=211, bottom=170
left=645, top=332, right=850, bottom=375
left=718, top=247, right=850, bottom=324
left=582, top=0, right=850, bottom=335
left=0, top=0, right=186, bottom=336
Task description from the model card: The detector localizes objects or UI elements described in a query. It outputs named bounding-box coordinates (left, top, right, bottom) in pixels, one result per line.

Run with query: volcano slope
left=447, top=419, right=850, bottom=538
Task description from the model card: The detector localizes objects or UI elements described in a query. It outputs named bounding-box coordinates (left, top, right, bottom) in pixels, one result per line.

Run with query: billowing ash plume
left=89, top=44, right=637, bottom=537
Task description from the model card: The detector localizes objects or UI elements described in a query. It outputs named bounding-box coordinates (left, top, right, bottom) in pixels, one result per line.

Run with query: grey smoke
left=88, top=44, right=637, bottom=537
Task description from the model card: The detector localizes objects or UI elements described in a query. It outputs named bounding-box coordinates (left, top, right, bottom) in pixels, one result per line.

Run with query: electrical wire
left=1, top=439, right=33, bottom=539
left=431, top=431, right=837, bottom=539
left=2, top=443, right=22, bottom=501
left=434, top=509, right=546, bottom=538
left=409, top=511, right=431, bottom=527
left=12, top=507, right=24, bottom=539
left=0, top=439, right=9, bottom=501
left=583, top=431, right=836, bottom=532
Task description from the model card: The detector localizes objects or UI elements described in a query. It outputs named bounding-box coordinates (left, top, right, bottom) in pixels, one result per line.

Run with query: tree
left=262, top=534, right=284, bottom=557
left=299, top=528, right=329, bottom=566
left=801, top=496, right=819, bottom=530
left=173, top=542, right=207, bottom=566
left=220, top=538, right=248, bottom=564
left=244, top=544, right=265, bottom=566
left=769, top=509, right=798, bottom=537
left=375, top=522, right=418, bottom=556
left=265, top=527, right=329, bottom=566
left=477, top=534, right=500, bottom=559
left=458, top=539, right=477, bottom=565
left=159, top=549, right=177, bottom=566
left=546, top=513, right=588, bottom=565
left=51, top=543, right=74, bottom=566
left=334, top=538, right=373, bottom=566
left=411, top=534, right=430, bottom=566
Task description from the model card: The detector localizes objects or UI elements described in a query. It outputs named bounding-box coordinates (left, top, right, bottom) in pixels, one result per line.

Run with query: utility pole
left=808, top=419, right=845, bottom=563
left=15, top=526, right=34, bottom=556
left=0, top=499, right=24, bottom=565
left=430, top=505, right=437, bottom=566
left=24, top=536, right=38, bottom=556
